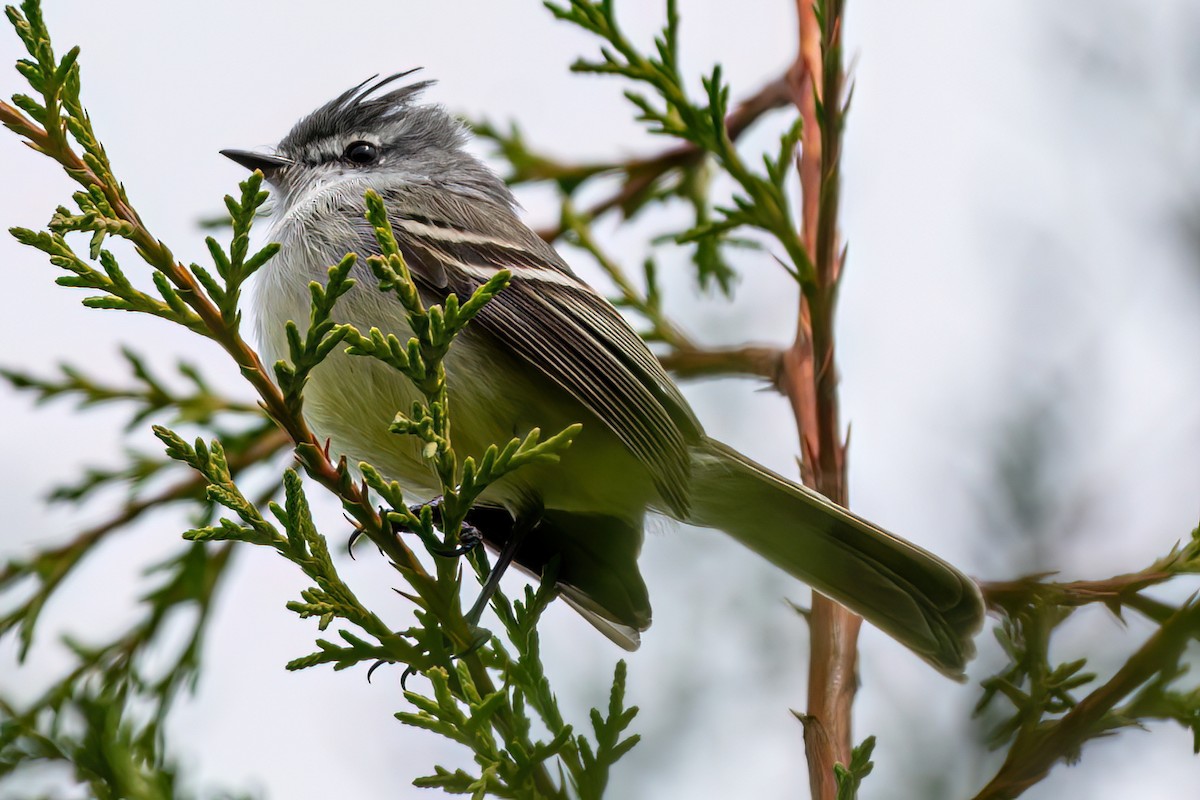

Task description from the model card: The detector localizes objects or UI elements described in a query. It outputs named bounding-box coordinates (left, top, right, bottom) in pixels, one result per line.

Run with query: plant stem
left=658, top=344, right=784, bottom=382
left=534, top=74, right=793, bottom=242
left=785, top=2, right=859, bottom=797
left=972, top=601, right=1200, bottom=799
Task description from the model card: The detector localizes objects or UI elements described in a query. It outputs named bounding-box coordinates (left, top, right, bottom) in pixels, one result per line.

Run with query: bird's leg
left=464, top=508, right=541, bottom=627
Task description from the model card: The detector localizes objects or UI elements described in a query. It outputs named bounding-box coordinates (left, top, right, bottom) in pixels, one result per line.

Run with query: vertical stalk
left=786, top=1, right=859, bottom=797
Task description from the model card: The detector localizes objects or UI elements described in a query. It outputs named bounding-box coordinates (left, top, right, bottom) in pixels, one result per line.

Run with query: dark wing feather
left=374, top=185, right=702, bottom=515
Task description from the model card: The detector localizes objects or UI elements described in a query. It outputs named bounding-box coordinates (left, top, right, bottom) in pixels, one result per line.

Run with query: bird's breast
left=252, top=220, right=660, bottom=519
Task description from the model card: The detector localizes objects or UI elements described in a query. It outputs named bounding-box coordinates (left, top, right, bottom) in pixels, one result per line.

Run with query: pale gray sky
left=2, top=2, right=1198, bottom=798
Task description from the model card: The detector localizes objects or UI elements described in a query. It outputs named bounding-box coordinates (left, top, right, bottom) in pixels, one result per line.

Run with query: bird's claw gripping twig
left=395, top=497, right=483, bottom=559
left=428, top=521, right=483, bottom=558
left=347, top=497, right=485, bottom=563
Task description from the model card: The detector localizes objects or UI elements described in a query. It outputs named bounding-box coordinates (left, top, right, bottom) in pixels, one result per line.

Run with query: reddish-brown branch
left=980, top=572, right=1175, bottom=615
left=790, top=11, right=823, bottom=251
left=972, top=601, right=1200, bottom=800
left=658, top=344, right=785, bottom=383
left=979, top=566, right=1192, bottom=634
left=787, top=1, right=858, bottom=797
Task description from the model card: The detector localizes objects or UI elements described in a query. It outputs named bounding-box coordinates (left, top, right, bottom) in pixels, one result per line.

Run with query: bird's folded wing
left=369, top=186, right=701, bottom=516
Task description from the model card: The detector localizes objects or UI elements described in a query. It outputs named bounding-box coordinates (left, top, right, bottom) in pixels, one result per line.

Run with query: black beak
left=219, top=149, right=292, bottom=175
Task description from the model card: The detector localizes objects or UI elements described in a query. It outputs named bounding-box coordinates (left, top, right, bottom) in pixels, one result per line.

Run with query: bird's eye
left=344, top=141, right=378, bottom=164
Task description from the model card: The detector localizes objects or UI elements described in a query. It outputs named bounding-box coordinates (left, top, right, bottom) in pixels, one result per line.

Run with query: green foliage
left=0, top=333, right=283, bottom=673
left=543, top=0, right=812, bottom=283
left=0, top=353, right=278, bottom=665
left=272, top=252, right=357, bottom=420
left=834, top=736, right=875, bottom=800
left=1, top=687, right=252, bottom=800
left=576, top=661, right=640, bottom=800
left=971, top=525, right=1200, bottom=797
left=978, top=526, right=1200, bottom=754
left=338, top=191, right=580, bottom=569
left=977, top=607, right=1096, bottom=748
left=0, top=3, right=630, bottom=797
left=163, top=438, right=423, bottom=668
left=0, top=539, right=241, bottom=798
left=471, top=1, right=815, bottom=359
left=1, top=346, right=260, bottom=430
left=10, top=224, right=206, bottom=333
left=203, top=181, right=282, bottom=327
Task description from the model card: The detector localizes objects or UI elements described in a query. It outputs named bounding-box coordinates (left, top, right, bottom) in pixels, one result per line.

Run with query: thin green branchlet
left=0, top=1, right=637, bottom=797
left=544, top=0, right=813, bottom=284
left=973, top=527, right=1200, bottom=780
left=162, top=440, right=424, bottom=669
left=834, top=736, right=875, bottom=800
left=340, top=191, right=580, bottom=562
left=0, top=686, right=249, bottom=800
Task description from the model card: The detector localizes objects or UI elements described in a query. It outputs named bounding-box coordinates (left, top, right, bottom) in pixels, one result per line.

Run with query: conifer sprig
left=1, top=3, right=630, bottom=796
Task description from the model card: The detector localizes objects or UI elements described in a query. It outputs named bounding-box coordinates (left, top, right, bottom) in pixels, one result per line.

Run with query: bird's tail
left=685, top=438, right=985, bottom=679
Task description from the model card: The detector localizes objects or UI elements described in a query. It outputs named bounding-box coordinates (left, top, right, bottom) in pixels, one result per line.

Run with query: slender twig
left=561, top=200, right=787, bottom=383
left=658, top=344, right=784, bottom=383
left=534, top=74, right=793, bottom=241
left=980, top=531, right=1200, bottom=622
left=972, top=601, right=1200, bottom=800
left=0, top=427, right=289, bottom=653
left=981, top=572, right=1176, bottom=616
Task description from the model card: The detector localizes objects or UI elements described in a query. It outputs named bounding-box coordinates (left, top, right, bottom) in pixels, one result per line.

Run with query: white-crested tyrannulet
left=222, top=74, right=984, bottom=678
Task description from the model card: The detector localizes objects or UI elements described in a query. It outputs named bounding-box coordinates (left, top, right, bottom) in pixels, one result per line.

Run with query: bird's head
left=221, top=71, right=513, bottom=210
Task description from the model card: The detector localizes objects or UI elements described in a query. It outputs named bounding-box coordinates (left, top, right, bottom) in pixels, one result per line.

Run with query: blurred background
left=2, top=1, right=1198, bottom=797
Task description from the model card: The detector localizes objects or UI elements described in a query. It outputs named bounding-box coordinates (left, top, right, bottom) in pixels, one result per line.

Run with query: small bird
left=222, top=73, right=984, bottom=677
